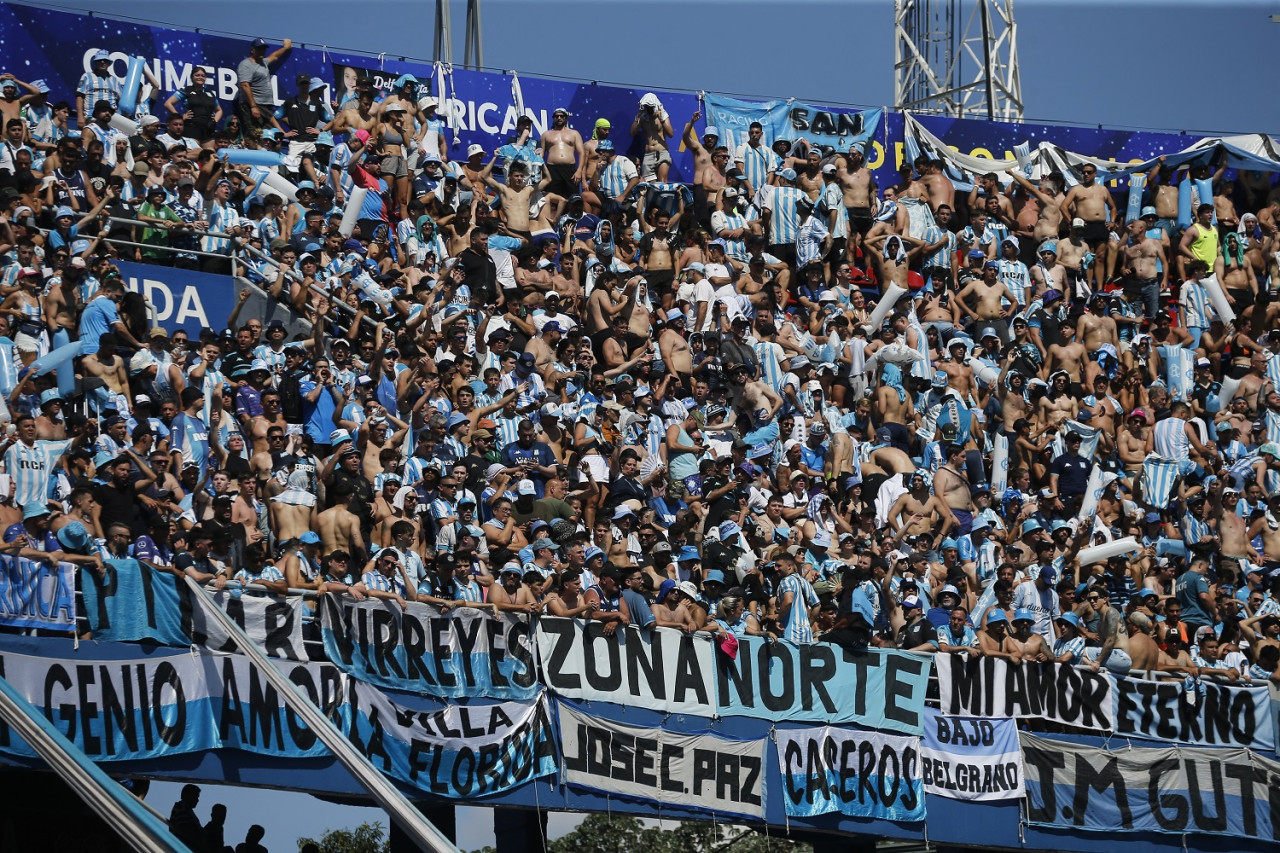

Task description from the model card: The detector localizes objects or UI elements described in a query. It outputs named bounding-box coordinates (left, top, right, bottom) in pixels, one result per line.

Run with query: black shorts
left=847, top=206, right=874, bottom=235
left=646, top=268, right=676, bottom=299
left=1080, top=220, right=1109, bottom=248
left=768, top=243, right=797, bottom=268
left=545, top=163, right=577, bottom=198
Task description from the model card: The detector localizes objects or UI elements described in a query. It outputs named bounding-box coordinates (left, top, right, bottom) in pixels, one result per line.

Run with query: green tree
left=468, top=814, right=811, bottom=853
left=298, top=821, right=391, bottom=853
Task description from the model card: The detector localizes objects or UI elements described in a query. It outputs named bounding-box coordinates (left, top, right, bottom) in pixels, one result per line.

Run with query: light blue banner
left=704, top=94, right=883, bottom=158
left=0, top=556, right=75, bottom=631
left=79, top=558, right=191, bottom=646
left=716, top=636, right=932, bottom=734
left=348, top=681, right=557, bottom=798
left=775, top=726, right=925, bottom=822
left=320, top=596, right=539, bottom=702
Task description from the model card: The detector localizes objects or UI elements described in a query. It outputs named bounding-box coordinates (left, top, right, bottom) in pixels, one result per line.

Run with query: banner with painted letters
left=320, top=596, right=538, bottom=701
left=536, top=619, right=932, bottom=733
left=702, top=94, right=884, bottom=162
left=937, top=654, right=1274, bottom=750
left=0, top=556, right=75, bottom=631
left=919, top=709, right=1024, bottom=802
left=558, top=702, right=766, bottom=819
left=774, top=726, right=925, bottom=822
left=79, top=560, right=307, bottom=659
left=935, top=654, right=1114, bottom=731
left=347, top=681, right=557, bottom=799
left=0, top=648, right=337, bottom=761
left=1021, top=732, right=1280, bottom=842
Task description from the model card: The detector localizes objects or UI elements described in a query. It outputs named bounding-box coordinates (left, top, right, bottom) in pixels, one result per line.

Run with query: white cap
left=1071, top=217, right=1086, bottom=228
left=467, top=143, right=485, bottom=158
left=418, top=96, right=439, bottom=110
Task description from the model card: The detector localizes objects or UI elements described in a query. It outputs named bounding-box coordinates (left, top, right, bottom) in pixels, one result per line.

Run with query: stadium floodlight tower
left=434, top=0, right=484, bottom=70
left=894, top=0, right=1023, bottom=121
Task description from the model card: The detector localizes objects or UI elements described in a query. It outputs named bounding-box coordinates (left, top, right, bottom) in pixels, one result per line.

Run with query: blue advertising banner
left=1021, top=732, right=1280, bottom=843
left=774, top=726, right=925, bottom=822
left=0, top=3, right=1200, bottom=202
left=348, top=680, right=558, bottom=799
left=0, top=556, right=75, bottom=631
left=112, top=260, right=237, bottom=336
left=320, top=596, right=540, bottom=702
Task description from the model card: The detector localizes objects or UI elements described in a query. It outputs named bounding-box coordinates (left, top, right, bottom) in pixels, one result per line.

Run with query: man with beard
left=489, top=562, right=542, bottom=614
left=539, top=108, right=584, bottom=198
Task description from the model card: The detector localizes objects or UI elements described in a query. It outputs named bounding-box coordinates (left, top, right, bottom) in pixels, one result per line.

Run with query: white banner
left=920, top=709, right=1024, bottom=801
left=934, top=654, right=1114, bottom=731
left=536, top=619, right=716, bottom=716
left=189, top=590, right=308, bottom=660
left=558, top=703, right=765, bottom=819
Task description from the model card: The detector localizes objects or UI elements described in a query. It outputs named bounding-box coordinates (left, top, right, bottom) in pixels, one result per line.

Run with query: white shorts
left=283, top=140, right=317, bottom=170
left=14, top=332, right=41, bottom=353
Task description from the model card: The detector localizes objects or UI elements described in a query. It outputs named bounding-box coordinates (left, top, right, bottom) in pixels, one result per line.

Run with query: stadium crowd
left=1, top=39, right=1280, bottom=691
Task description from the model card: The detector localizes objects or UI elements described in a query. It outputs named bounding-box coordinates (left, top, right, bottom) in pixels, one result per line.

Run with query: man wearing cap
left=540, top=107, right=584, bottom=197
left=236, top=36, right=291, bottom=133
left=75, top=49, right=122, bottom=130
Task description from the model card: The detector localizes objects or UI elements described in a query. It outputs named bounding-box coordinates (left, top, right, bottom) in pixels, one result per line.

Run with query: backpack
left=279, top=371, right=304, bottom=424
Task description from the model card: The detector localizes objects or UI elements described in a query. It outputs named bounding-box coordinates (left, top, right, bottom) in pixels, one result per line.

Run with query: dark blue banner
left=113, top=260, right=237, bottom=336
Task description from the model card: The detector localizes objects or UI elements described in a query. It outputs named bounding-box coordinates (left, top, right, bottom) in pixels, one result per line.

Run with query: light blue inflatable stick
left=50, top=329, right=75, bottom=399
left=224, top=149, right=284, bottom=168
left=28, top=339, right=84, bottom=379
left=1194, top=177, right=1216, bottom=224
left=119, top=56, right=145, bottom=117
left=1177, top=174, right=1193, bottom=229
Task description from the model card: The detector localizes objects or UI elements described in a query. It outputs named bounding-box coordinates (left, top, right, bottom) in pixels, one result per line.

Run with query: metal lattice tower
left=894, top=0, right=1023, bottom=121
left=434, top=0, right=483, bottom=70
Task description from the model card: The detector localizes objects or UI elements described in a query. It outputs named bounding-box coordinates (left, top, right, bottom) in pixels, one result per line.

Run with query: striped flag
left=990, top=432, right=1010, bottom=497
left=1142, top=454, right=1182, bottom=509
left=1160, top=344, right=1194, bottom=402
left=1050, top=420, right=1100, bottom=461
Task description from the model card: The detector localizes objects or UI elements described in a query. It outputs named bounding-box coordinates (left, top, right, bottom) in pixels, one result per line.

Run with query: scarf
left=884, top=235, right=907, bottom=264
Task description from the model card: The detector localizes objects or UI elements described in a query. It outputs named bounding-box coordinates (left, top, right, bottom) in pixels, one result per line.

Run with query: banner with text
left=774, top=726, right=925, bottom=822
left=0, top=648, right=337, bottom=761
left=936, top=654, right=1114, bottom=731
left=347, top=681, right=557, bottom=799
left=919, top=709, right=1023, bottom=802
left=0, top=556, right=75, bottom=632
left=558, top=702, right=766, bottom=819
left=936, top=654, right=1274, bottom=750
left=80, top=560, right=307, bottom=659
left=1021, top=732, right=1280, bottom=842
left=113, top=260, right=235, bottom=336
left=703, top=94, right=884, bottom=161
left=536, top=619, right=931, bottom=733
left=320, top=597, right=538, bottom=701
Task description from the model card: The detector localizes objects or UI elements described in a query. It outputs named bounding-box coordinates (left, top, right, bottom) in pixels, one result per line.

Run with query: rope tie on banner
left=377, top=52, right=386, bottom=70
left=321, top=45, right=328, bottom=63
left=446, top=65, right=461, bottom=144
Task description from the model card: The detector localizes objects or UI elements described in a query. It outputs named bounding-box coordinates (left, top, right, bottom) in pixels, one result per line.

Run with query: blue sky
left=15, top=0, right=1279, bottom=848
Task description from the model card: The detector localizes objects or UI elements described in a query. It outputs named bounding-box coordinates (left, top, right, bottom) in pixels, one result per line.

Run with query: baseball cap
left=467, top=143, right=485, bottom=158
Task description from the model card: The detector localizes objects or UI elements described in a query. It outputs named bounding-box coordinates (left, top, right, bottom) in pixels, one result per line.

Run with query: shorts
left=14, top=331, right=42, bottom=353
left=545, top=163, right=577, bottom=197
left=646, top=268, right=676, bottom=299
left=847, top=206, right=874, bottom=235
left=1083, top=646, right=1132, bottom=675
left=1080, top=220, right=1109, bottom=247
left=284, top=140, right=317, bottom=171
left=950, top=507, right=973, bottom=537
left=380, top=155, right=408, bottom=180
left=641, top=149, right=672, bottom=181
left=1227, top=287, right=1254, bottom=311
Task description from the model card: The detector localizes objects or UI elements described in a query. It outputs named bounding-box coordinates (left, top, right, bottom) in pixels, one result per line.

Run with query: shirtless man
left=330, top=87, right=379, bottom=137
left=1076, top=294, right=1119, bottom=357
left=317, top=488, right=367, bottom=563
left=81, top=333, right=131, bottom=410
left=977, top=612, right=1021, bottom=661
left=1218, top=232, right=1258, bottom=310
left=997, top=362, right=1033, bottom=436
left=481, top=155, right=538, bottom=238
left=639, top=206, right=684, bottom=312
left=1038, top=371, right=1078, bottom=428
left=793, top=148, right=824, bottom=200
left=1119, top=218, right=1167, bottom=317
left=248, top=390, right=287, bottom=455
left=1220, top=486, right=1261, bottom=578
left=917, top=158, right=956, bottom=214
left=631, top=95, right=673, bottom=182
left=1127, top=612, right=1161, bottom=672
left=658, top=311, right=693, bottom=390
left=1009, top=170, right=1065, bottom=246
left=866, top=233, right=925, bottom=292
left=1055, top=220, right=1091, bottom=295
left=938, top=339, right=978, bottom=404
left=935, top=442, right=976, bottom=536
left=1029, top=242, right=1068, bottom=294
left=836, top=143, right=876, bottom=252
left=585, top=271, right=636, bottom=335
left=681, top=112, right=724, bottom=220
left=727, top=362, right=783, bottom=425
left=1060, top=164, right=1116, bottom=293
left=887, top=470, right=953, bottom=539
left=1145, top=158, right=1181, bottom=235
left=954, top=261, right=1015, bottom=340
left=970, top=173, right=1015, bottom=227
left=489, top=563, right=542, bottom=615
left=875, top=363, right=917, bottom=454
left=1044, top=324, right=1087, bottom=385
left=359, top=407, right=410, bottom=484
left=539, top=108, right=584, bottom=199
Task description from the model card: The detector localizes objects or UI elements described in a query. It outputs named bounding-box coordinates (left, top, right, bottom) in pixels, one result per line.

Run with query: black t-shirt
left=457, top=246, right=497, bottom=303
left=897, top=616, right=934, bottom=650
left=94, top=479, right=145, bottom=536
left=1049, top=452, right=1092, bottom=497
